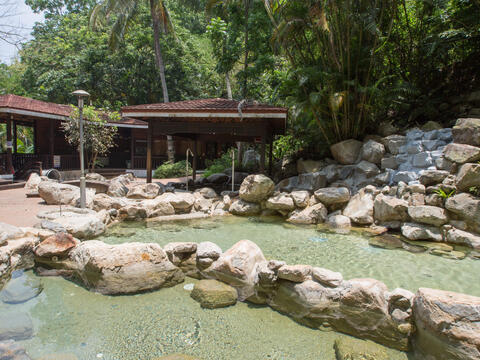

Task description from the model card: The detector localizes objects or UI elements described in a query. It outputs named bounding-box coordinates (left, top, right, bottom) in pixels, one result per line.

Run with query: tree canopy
left=1, top=0, right=479, bottom=153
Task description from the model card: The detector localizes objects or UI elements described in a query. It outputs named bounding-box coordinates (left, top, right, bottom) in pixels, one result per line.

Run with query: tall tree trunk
left=242, top=1, right=250, bottom=99
left=225, top=71, right=233, bottom=100
left=150, top=0, right=175, bottom=162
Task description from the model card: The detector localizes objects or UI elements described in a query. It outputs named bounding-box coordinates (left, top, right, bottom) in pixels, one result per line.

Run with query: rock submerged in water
left=190, top=279, right=237, bottom=309
left=154, top=354, right=201, bottom=360
left=0, top=273, right=43, bottom=304
left=0, top=340, right=32, bottom=360
left=0, top=313, right=34, bottom=341
left=333, top=337, right=391, bottom=360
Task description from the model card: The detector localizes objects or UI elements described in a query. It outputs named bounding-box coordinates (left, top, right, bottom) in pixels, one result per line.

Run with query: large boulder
left=196, top=241, right=222, bottom=270
left=445, top=228, right=480, bottom=250
left=34, top=233, right=79, bottom=258
left=92, top=193, right=127, bottom=211
left=330, top=139, right=363, bottom=165
left=314, top=187, right=350, bottom=206
left=343, top=187, right=375, bottom=225
left=265, top=193, right=295, bottom=212
left=194, top=187, right=218, bottom=199
left=452, top=118, right=480, bottom=146
left=229, top=199, right=261, bottom=216
left=290, top=190, right=310, bottom=208
left=158, top=192, right=195, bottom=213
left=445, top=193, right=480, bottom=233
left=239, top=174, right=275, bottom=203
left=407, top=205, right=448, bottom=226
left=419, top=170, right=450, bottom=186
left=127, top=183, right=162, bottom=199
left=382, top=135, right=407, bottom=155
left=326, top=214, right=352, bottom=233
left=24, top=172, right=46, bottom=192
left=118, top=205, right=148, bottom=220
left=107, top=179, right=128, bottom=197
left=203, top=240, right=266, bottom=300
left=69, top=241, right=184, bottom=295
left=401, top=223, right=443, bottom=241
left=456, top=163, right=480, bottom=191
left=286, top=203, right=328, bottom=225
left=163, top=242, right=197, bottom=277
left=413, top=288, right=480, bottom=360
left=275, top=172, right=327, bottom=193
left=190, top=279, right=237, bottom=309
left=38, top=182, right=80, bottom=205
left=361, top=140, right=385, bottom=164
left=268, top=278, right=412, bottom=351
left=444, top=143, right=480, bottom=164
left=374, top=194, right=409, bottom=222
left=296, top=159, right=323, bottom=174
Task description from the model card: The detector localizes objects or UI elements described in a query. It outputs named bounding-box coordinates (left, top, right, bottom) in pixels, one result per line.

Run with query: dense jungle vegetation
left=1, top=0, right=479, bottom=150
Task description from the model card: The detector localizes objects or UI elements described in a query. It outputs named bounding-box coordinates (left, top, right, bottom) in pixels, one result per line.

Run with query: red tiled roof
left=122, top=98, right=287, bottom=114
left=0, top=94, right=72, bottom=117
left=109, top=117, right=147, bottom=126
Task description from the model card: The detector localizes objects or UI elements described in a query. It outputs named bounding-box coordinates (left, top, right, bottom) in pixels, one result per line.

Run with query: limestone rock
left=361, top=140, right=385, bottom=165
left=330, top=139, right=363, bottom=165
left=452, top=118, right=480, bottom=146
left=408, top=205, right=448, bottom=226
left=382, top=135, right=407, bottom=155
left=163, top=242, right=197, bottom=276
left=296, top=159, right=323, bottom=174
left=0, top=274, right=42, bottom=304
left=203, top=240, right=266, bottom=300
left=445, top=193, right=480, bottom=233
left=444, top=143, right=480, bottom=164
left=194, top=197, right=213, bottom=213
left=140, top=197, right=176, bottom=217
left=290, top=190, right=310, bottom=208
left=312, top=267, right=343, bottom=287
left=194, top=187, right=218, bottom=199
left=92, top=193, right=127, bottom=211
left=38, top=182, right=80, bottom=205
left=190, top=279, right=237, bottom=308
left=343, top=187, right=375, bottom=225
left=24, top=172, right=45, bottom=192
left=374, top=194, right=409, bottom=222
left=445, top=228, right=480, bottom=250
left=158, top=192, right=195, bottom=213
left=69, top=241, right=184, bottom=295
left=333, top=337, right=389, bottom=360
left=401, top=222, right=443, bottom=241
left=456, top=163, right=480, bottom=191
left=239, top=174, right=275, bottom=203
left=314, top=187, right=350, bottom=206
left=286, top=203, right=328, bottom=224
left=34, top=233, right=79, bottom=258
left=127, top=183, right=162, bottom=199
left=265, top=193, right=295, bottom=211
left=413, top=288, right=480, bottom=360
left=107, top=180, right=128, bottom=197
left=206, top=173, right=229, bottom=184
left=277, top=265, right=312, bottom=282
left=326, top=215, right=351, bottom=232
left=85, top=172, right=106, bottom=182
left=229, top=199, right=261, bottom=216
left=275, top=172, right=327, bottom=193
left=196, top=241, right=222, bottom=270
left=0, top=313, right=33, bottom=341
left=118, top=205, right=148, bottom=220
left=419, top=170, right=450, bottom=186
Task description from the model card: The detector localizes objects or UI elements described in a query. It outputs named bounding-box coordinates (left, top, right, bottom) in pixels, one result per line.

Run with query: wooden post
left=192, top=137, right=197, bottom=181
left=268, top=138, right=273, bottom=175
left=49, top=120, right=54, bottom=168
left=13, top=120, right=17, bottom=154
left=6, top=116, right=14, bottom=174
left=260, top=136, right=266, bottom=174
left=146, top=120, right=152, bottom=183
left=130, top=129, right=135, bottom=170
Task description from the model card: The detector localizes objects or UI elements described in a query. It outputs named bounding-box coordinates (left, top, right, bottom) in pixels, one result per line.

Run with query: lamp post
left=71, top=90, right=90, bottom=209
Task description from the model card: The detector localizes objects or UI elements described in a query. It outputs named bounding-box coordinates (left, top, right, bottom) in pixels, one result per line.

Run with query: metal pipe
left=78, top=97, right=86, bottom=208
left=186, top=148, right=194, bottom=191
left=231, top=148, right=235, bottom=192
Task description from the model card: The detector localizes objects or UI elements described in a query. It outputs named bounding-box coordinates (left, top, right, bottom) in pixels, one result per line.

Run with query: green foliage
left=153, top=160, right=191, bottom=179
left=469, top=186, right=480, bottom=198
left=61, top=105, right=118, bottom=170
left=272, top=134, right=304, bottom=160
left=434, top=188, right=456, bottom=199
left=203, top=150, right=235, bottom=178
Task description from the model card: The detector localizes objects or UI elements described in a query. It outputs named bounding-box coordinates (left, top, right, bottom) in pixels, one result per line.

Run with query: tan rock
left=239, top=174, right=275, bottom=203
left=277, top=264, right=312, bottom=282
left=190, top=279, right=237, bottom=308
left=330, top=139, right=363, bottom=165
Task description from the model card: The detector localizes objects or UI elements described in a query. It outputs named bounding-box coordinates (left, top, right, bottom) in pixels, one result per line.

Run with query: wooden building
left=0, top=95, right=287, bottom=178
left=122, top=98, right=287, bottom=183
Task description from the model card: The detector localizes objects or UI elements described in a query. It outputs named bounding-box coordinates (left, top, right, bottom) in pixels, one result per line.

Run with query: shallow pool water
left=1, top=271, right=407, bottom=360
left=2, top=216, right=479, bottom=359
left=100, top=216, right=480, bottom=297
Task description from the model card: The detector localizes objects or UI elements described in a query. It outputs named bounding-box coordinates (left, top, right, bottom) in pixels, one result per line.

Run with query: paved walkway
left=0, top=187, right=58, bottom=227
left=0, top=176, right=193, bottom=228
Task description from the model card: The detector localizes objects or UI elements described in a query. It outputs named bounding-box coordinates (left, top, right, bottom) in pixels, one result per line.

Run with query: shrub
left=203, top=151, right=235, bottom=178
left=153, top=160, right=191, bottom=179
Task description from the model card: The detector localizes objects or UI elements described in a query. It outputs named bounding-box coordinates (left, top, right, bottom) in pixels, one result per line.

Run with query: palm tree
left=91, top=0, right=175, bottom=161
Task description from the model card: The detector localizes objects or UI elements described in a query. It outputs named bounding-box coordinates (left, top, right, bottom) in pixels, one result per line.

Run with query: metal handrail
left=186, top=148, right=194, bottom=191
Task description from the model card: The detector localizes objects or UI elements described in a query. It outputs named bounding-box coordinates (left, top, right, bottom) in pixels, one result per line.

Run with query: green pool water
left=100, top=216, right=480, bottom=297
left=2, top=216, right=479, bottom=359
